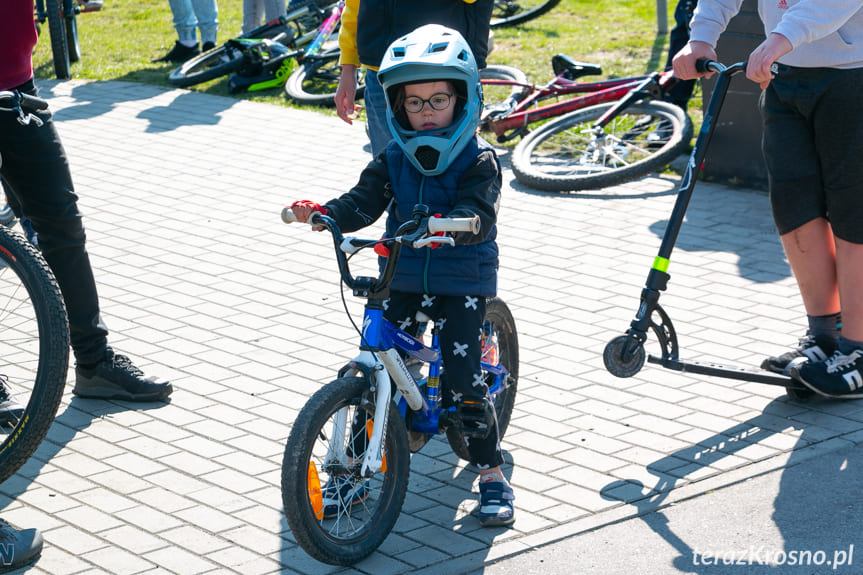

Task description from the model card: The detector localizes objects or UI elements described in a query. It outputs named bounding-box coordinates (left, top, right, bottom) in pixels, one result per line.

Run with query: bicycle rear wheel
left=46, top=0, right=71, bottom=79
left=447, top=297, right=519, bottom=461
left=282, top=376, right=410, bottom=566
left=0, top=227, right=69, bottom=485
left=285, top=50, right=365, bottom=107
left=511, top=100, right=692, bottom=192
left=480, top=65, right=530, bottom=108
left=490, top=0, right=562, bottom=28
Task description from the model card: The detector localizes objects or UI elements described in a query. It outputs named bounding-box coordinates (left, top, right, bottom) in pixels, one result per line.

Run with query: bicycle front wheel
left=46, top=0, right=71, bottom=79
left=448, top=297, right=519, bottom=461
left=0, top=227, right=70, bottom=485
left=282, top=376, right=410, bottom=566
left=167, top=44, right=246, bottom=87
left=511, top=100, right=692, bottom=192
left=490, top=0, right=562, bottom=28
left=285, top=50, right=365, bottom=107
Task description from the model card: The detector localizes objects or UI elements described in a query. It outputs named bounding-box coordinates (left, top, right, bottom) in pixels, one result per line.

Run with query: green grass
left=33, top=0, right=701, bottom=124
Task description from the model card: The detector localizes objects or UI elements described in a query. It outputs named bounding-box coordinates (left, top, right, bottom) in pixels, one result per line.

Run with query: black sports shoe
left=792, top=349, right=863, bottom=399
left=74, top=349, right=172, bottom=401
left=761, top=331, right=835, bottom=375
left=152, top=41, right=200, bottom=63
left=0, top=375, right=24, bottom=428
left=201, top=41, right=216, bottom=52
left=0, top=518, right=42, bottom=570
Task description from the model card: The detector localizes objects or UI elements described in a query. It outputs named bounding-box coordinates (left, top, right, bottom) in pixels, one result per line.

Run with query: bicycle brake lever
left=413, top=236, right=455, bottom=249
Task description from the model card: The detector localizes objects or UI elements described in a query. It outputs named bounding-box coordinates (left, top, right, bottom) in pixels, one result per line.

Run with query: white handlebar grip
left=281, top=207, right=298, bottom=224
left=427, top=215, right=480, bottom=235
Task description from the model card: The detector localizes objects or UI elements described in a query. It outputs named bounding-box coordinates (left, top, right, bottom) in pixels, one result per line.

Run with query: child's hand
left=290, top=200, right=328, bottom=231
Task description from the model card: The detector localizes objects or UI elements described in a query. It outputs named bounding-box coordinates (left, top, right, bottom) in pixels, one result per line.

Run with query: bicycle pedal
left=441, top=399, right=494, bottom=439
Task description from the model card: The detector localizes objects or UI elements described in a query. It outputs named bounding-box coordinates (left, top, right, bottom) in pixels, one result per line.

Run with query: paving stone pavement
left=3, top=79, right=863, bottom=575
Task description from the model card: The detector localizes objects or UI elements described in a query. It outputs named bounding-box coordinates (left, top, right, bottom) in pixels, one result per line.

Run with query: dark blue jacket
left=323, top=137, right=501, bottom=297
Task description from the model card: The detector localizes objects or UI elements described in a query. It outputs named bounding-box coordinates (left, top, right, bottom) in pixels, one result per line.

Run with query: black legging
left=385, top=291, right=504, bottom=470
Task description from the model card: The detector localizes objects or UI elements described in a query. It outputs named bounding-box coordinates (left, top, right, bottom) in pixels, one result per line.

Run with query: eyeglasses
left=403, top=92, right=453, bottom=113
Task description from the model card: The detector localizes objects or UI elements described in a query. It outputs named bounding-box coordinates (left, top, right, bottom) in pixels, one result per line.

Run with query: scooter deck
left=648, top=354, right=806, bottom=389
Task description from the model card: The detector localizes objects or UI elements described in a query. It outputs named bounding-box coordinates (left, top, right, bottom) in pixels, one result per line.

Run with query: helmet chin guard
left=377, top=24, right=482, bottom=176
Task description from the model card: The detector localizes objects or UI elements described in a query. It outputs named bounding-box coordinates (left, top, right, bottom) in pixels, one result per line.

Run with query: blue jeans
left=364, top=70, right=392, bottom=157
left=168, top=0, right=219, bottom=45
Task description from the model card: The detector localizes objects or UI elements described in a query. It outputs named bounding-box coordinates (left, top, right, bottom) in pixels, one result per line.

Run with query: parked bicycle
left=491, top=0, right=562, bottom=28
left=480, top=54, right=693, bottom=191
left=279, top=206, right=518, bottom=565
left=0, top=92, right=70, bottom=485
left=34, top=0, right=99, bottom=80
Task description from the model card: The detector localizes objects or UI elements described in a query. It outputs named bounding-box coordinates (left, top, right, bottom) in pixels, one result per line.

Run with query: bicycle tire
left=480, top=64, right=530, bottom=108
left=0, top=226, right=70, bottom=485
left=490, top=0, right=562, bottom=28
left=167, top=44, right=247, bottom=88
left=511, top=100, right=692, bottom=192
left=282, top=376, right=410, bottom=566
left=66, top=8, right=81, bottom=64
left=284, top=50, right=364, bottom=106
left=46, top=0, right=71, bottom=80
left=447, top=297, right=519, bottom=461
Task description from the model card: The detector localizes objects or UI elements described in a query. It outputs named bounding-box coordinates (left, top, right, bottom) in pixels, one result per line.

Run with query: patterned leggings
left=385, top=291, right=504, bottom=469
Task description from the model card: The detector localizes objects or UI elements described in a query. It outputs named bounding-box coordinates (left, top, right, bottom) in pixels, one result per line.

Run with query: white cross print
left=383, top=298, right=390, bottom=310
left=436, top=318, right=447, bottom=331
left=464, top=295, right=478, bottom=310
left=399, top=316, right=413, bottom=330
left=453, top=341, right=468, bottom=357
left=472, top=372, right=485, bottom=388
left=451, top=390, right=463, bottom=403
left=421, top=294, right=436, bottom=308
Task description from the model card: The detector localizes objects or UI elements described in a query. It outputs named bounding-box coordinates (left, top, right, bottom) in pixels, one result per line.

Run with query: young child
left=289, top=24, right=514, bottom=527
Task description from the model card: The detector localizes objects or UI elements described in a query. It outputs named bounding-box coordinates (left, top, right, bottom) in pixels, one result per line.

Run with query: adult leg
left=0, top=104, right=109, bottom=366
left=242, top=0, right=263, bottom=34
left=835, top=238, right=863, bottom=342
left=779, top=218, right=840, bottom=317
left=168, top=0, right=198, bottom=44
left=190, top=0, right=219, bottom=46
left=363, top=71, right=392, bottom=156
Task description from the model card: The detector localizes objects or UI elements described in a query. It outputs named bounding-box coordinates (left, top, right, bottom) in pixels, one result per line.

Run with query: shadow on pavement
left=600, top=396, right=861, bottom=573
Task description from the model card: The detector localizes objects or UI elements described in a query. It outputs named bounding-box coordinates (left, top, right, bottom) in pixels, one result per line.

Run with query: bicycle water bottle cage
left=441, top=399, right=495, bottom=439
left=551, top=54, right=602, bottom=81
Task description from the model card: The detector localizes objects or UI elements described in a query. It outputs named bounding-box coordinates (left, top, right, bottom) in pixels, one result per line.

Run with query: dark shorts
left=761, top=64, right=863, bottom=244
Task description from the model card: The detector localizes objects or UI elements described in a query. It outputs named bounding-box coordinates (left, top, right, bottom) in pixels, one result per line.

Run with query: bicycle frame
left=482, top=67, right=679, bottom=142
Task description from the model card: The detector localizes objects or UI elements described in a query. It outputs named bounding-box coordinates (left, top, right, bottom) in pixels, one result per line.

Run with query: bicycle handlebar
left=695, top=59, right=747, bottom=76
left=281, top=204, right=480, bottom=297
left=0, top=91, right=49, bottom=113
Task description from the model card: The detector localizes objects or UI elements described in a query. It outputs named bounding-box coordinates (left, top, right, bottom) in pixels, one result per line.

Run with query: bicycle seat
left=552, top=54, right=602, bottom=80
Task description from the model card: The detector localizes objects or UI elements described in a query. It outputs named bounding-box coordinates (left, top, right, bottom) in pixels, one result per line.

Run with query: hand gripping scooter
left=602, top=60, right=812, bottom=402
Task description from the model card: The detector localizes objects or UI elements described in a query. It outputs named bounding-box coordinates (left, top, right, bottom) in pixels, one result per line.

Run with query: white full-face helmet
left=377, top=24, right=482, bottom=176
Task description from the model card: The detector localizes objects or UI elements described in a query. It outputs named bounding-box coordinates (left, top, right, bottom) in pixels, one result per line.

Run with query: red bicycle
left=480, top=54, right=692, bottom=192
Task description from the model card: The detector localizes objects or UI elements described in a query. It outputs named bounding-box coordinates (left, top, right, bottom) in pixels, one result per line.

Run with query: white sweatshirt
left=689, top=0, right=863, bottom=69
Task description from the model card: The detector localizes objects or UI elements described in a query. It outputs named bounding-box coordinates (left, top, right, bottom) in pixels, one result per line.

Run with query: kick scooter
left=602, top=60, right=812, bottom=402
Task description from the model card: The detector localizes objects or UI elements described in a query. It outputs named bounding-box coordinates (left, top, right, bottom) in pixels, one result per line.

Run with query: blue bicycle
left=279, top=205, right=519, bottom=565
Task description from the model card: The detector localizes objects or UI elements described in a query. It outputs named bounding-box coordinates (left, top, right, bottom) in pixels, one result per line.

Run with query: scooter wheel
left=603, top=335, right=646, bottom=378
left=785, top=385, right=814, bottom=403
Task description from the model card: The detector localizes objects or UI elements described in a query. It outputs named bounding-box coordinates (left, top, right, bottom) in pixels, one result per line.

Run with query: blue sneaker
left=478, top=474, right=515, bottom=527
left=792, top=348, right=863, bottom=399
left=321, top=476, right=369, bottom=518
